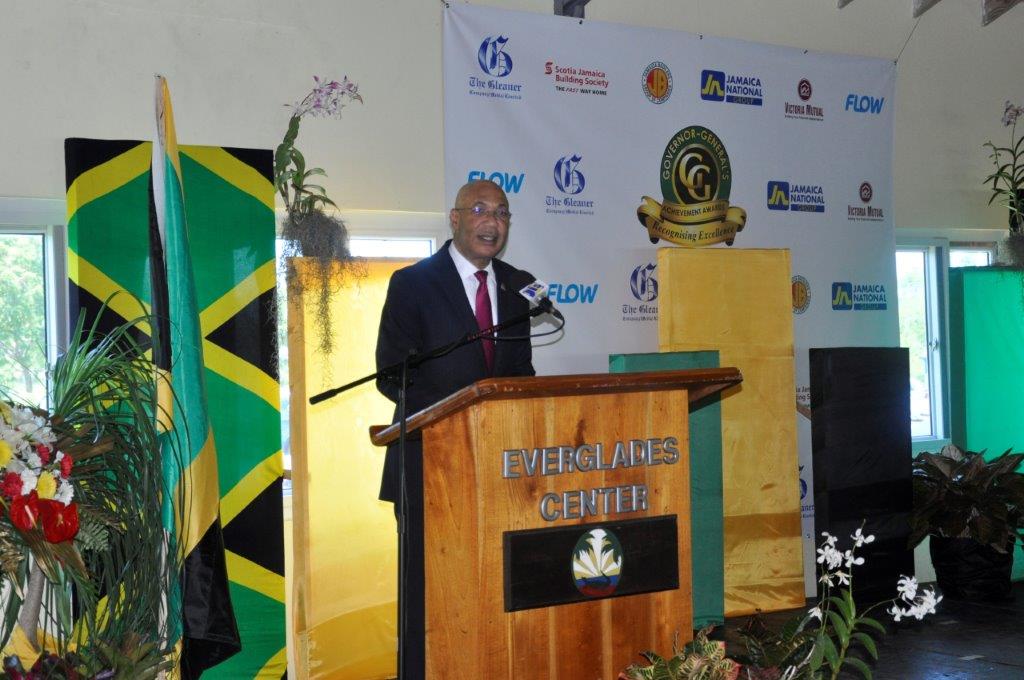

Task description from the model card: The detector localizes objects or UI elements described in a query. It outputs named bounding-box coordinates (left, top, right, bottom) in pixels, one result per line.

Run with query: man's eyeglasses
left=455, top=204, right=512, bottom=222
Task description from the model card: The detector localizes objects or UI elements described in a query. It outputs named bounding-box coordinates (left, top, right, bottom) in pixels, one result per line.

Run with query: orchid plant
left=769, top=527, right=942, bottom=680
left=984, top=100, right=1024, bottom=233
left=275, top=76, right=364, bottom=360
left=275, top=76, right=362, bottom=218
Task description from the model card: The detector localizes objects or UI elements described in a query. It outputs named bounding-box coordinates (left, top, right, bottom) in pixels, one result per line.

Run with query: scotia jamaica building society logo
left=469, top=35, right=524, bottom=101
left=636, top=126, right=747, bottom=247
left=700, top=68, right=763, bottom=106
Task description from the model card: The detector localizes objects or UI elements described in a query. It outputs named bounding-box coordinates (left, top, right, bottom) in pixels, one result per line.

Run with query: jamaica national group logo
left=571, top=528, right=622, bottom=597
left=636, top=126, right=747, bottom=247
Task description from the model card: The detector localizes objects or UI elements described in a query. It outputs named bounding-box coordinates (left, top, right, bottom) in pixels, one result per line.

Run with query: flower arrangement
left=276, top=76, right=365, bottom=359
left=984, top=100, right=1024, bottom=263
left=0, top=305, right=182, bottom=679
left=621, top=525, right=942, bottom=680
left=0, top=403, right=78, bottom=544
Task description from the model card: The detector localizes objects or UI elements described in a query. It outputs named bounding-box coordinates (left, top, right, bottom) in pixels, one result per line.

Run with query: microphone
left=506, top=269, right=564, bottom=321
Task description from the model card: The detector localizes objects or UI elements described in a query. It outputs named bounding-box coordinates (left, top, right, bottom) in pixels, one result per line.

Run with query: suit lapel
left=431, top=243, right=489, bottom=373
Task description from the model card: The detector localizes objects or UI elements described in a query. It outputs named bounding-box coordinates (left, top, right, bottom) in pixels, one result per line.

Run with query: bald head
left=449, top=180, right=511, bottom=268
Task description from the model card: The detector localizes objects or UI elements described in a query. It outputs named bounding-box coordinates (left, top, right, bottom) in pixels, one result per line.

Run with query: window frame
left=0, top=198, right=68, bottom=399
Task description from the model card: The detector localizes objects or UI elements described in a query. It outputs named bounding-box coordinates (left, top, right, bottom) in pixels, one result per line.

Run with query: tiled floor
left=720, top=582, right=1024, bottom=679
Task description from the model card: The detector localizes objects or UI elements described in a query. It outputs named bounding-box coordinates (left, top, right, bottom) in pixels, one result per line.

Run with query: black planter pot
left=929, top=535, right=1014, bottom=601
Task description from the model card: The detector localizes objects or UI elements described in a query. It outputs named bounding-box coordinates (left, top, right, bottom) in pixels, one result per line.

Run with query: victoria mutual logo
left=844, top=93, right=884, bottom=114
left=478, top=36, right=513, bottom=77
left=467, top=170, right=525, bottom=194
left=554, top=154, right=586, bottom=195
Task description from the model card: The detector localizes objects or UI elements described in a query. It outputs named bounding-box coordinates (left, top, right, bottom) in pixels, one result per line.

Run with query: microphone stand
left=307, top=302, right=552, bottom=680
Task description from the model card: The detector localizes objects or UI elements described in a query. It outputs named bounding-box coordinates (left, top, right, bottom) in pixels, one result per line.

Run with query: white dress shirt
left=449, top=242, right=498, bottom=326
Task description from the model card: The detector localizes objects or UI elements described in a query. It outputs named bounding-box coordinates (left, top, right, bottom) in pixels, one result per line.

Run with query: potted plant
left=276, top=76, right=364, bottom=358
left=910, top=444, right=1024, bottom=600
left=984, top=100, right=1024, bottom=264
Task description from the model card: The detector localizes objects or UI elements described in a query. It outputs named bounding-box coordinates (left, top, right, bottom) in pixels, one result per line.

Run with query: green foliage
left=910, top=444, right=1024, bottom=552
left=621, top=628, right=739, bottom=680
left=0, top=234, right=47, bottom=406
left=984, top=131, right=1024, bottom=231
left=0, top=299, right=182, bottom=670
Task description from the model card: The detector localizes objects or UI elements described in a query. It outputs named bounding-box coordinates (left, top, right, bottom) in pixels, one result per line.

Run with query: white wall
left=1, top=0, right=1022, bottom=230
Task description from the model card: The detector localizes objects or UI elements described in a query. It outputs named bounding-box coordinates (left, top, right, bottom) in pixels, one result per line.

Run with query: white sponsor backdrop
left=443, top=3, right=899, bottom=596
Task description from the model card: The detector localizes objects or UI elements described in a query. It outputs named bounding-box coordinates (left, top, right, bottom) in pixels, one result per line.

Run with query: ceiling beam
left=555, top=0, right=591, bottom=18
left=982, top=0, right=1022, bottom=24
left=913, top=0, right=944, bottom=18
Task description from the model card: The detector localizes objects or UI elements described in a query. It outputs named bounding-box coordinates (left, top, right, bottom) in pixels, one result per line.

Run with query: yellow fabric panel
left=290, top=259, right=413, bottom=680
left=658, top=248, right=803, bottom=616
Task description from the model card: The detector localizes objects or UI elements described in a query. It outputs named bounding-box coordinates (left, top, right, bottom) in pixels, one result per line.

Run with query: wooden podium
left=372, top=368, right=741, bottom=679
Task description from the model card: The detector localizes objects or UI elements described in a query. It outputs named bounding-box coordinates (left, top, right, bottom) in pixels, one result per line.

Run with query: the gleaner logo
left=636, top=125, right=747, bottom=247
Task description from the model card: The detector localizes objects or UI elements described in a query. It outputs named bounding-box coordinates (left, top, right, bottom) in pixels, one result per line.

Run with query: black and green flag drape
left=65, top=136, right=286, bottom=678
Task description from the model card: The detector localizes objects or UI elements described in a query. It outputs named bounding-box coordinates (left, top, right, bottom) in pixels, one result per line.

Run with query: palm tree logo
left=571, top=528, right=623, bottom=597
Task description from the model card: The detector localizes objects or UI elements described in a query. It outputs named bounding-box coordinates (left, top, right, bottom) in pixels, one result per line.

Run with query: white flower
left=897, top=575, right=918, bottom=602
left=835, top=571, right=851, bottom=586
left=888, top=604, right=905, bottom=622
left=19, top=468, right=38, bottom=495
left=844, top=550, right=865, bottom=568
left=25, top=451, right=42, bottom=470
left=816, top=544, right=843, bottom=571
left=807, top=606, right=823, bottom=621
left=54, top=478, right=74, bottom=506
left=851, top=528, right=875, bottom=548
left=819, top=573, right=834, bottom=587
left=821, top=531, right=838, bottom=547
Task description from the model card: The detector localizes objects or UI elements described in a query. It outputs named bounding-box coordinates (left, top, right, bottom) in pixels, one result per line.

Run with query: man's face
left=450, top=181, right=510, bottom=268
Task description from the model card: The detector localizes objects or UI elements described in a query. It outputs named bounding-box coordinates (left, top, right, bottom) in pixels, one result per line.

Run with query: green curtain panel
left=609, top=351, right=725, bottom=627
left=948, top=267, right=1024, bottom=580
left=65, top=139, right=286, bottom=678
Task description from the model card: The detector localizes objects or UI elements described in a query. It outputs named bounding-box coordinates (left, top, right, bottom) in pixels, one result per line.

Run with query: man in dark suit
left=375, top=179, right=536, bottom=678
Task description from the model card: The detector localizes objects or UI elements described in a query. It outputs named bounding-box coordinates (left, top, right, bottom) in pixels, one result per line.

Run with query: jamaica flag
left=153, top=75, right=241, bottom=677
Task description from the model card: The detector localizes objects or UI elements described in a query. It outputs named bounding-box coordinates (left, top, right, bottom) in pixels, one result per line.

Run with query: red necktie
left=474, top=270, right=494, bottom=372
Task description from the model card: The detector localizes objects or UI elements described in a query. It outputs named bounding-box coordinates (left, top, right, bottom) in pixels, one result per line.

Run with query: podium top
left=370, top=367, right=741, bottom=447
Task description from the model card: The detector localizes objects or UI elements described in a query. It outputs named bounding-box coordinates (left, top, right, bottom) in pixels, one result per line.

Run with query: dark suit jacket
left=375, top=241, right=535, bottom=501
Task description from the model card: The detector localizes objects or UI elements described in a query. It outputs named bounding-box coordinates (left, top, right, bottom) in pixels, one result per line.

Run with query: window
left=949, top=242, right=995, bottom=267
left=0, top=200, right=66, bottom=409
left=895, top=244, right=947, bottom=440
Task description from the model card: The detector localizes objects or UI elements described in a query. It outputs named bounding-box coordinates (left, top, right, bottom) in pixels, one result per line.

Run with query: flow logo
left=630, top=263, right=658, bottom=302
left=844, top=93, right=884, bottom=114
left=547, top=282, right=599, bottom=304
left=467, top=170, right=525, bottom=193
left=553, top=155, right=586, bottom=195
left=478, top=36, right=513, bottom=77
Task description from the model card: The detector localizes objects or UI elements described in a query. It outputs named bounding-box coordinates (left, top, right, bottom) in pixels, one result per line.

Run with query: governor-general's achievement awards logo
left=636, top=125, right=746, bottom=247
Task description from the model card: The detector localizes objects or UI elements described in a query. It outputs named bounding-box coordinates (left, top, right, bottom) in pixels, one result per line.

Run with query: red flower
left=38, top=500, right=79, bottom=543
left=35, top=443, right=51, bottom=465
left=60, top=454, right=72, bottom=478
left=1, top=471, right=21, bottom=498
left=9, top=491, right=40, bottom=531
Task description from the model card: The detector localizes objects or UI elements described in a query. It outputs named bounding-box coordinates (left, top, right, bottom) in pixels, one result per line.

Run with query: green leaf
left=819, top=633, right=840, bottom=673
left=809, top=636, right=824, bottom=672
left=828, top=595, right=850, bottom=621
left=827, top=610, right=850, bottom=646
left=851, top=632, right=878, bottom=660
left=843, top=656, right=873, bottom=680
left=856, top=616, right=886, bottom=635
